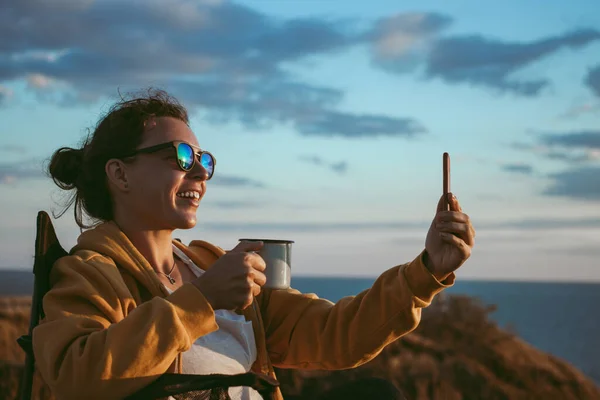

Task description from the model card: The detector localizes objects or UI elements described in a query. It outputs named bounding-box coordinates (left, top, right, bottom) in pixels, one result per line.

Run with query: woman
left=33, top=89, right=475, bottom=400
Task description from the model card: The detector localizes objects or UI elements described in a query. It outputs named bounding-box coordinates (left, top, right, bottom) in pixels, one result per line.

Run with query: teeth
left=177, top=191, right=200, bottom=199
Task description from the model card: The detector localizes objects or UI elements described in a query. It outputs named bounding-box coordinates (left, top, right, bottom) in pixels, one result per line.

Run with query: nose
left=188, top=158, right=209, bottom=181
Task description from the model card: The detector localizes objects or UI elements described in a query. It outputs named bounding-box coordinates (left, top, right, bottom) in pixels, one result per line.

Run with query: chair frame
left=17, top=211, right=67, bottom=400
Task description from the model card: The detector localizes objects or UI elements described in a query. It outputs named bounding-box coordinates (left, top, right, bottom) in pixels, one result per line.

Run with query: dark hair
left=48, top=88, right=189, bottom=229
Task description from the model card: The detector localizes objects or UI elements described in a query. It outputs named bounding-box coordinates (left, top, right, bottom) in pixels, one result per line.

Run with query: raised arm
left=258, top=251, right=453, bottom=370
left=258, top=193, right=474, bottom=371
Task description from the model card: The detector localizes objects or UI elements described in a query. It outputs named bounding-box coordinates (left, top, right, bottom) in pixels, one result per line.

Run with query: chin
left=179, top=220, right=197, bottom=230
left=175, top=212, right=197, bottom=230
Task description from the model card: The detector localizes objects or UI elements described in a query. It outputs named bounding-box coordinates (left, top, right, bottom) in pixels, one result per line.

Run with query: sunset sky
left=1, top=0, right=599, bottom=281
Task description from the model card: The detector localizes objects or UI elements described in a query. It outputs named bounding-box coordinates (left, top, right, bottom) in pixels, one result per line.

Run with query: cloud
left=204, top=199, right=314, bottom=210
left=540, top=131, right=600, bottom=150
left=0, top=0, right=425, bottom=139
left=171, top=79, right=423, bottom=138
left=489, top=217, right=600, bottom=229
left=558, top=102, right=600, bottom=119
left=206, top=200, right=260, bottom=209
left=4, top=1, right=598, bottom=135
left=0, top=85, right=13, bottom=104
left=544, top=166, right=600, bottom=201
left=546, top=243, right=600, bottom=256
left=509, top=132, right=600, bottom=200
left=366, top=12, right=600, bottom=96
left=0, top=144, right=28, bottom=153
left=501, top=163, right=534, bottom=175
left=27, top=73, right=55, bottom=89
left=0, top=160, right=44, bottom=184
left=474, top=193, right=507, bottom=202
left=299, top=155, right=348, bottom=174
left=424, top=30, right=600, bottom=96
left=200, top=221, right=429, bottom=232
left=511, top=131, right=600, bottom=164
left=586, top=65, right=600, bottom=97
left=297, top=110, right=425, bottom=138
left=330, top=162, right=347, bottom=174
left=196, top=217, right=600, bottom=232
left=366, top=12, right=452, bottom=73
left=545, top=150, right=600, bottom=163
left=210, top=174, right=266, bottom=188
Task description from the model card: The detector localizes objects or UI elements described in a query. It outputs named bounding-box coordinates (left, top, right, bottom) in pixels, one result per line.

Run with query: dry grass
left=274, top=295, right=600, bottom=400
left=0, top=297, right=31, bottom=364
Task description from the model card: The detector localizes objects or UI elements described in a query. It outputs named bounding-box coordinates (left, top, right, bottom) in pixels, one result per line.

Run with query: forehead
left=139, top=117, right=200, bottom=147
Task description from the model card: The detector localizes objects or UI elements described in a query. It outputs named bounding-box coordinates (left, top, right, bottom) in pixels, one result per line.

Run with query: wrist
left=192, top=277, right=217, bottom=309
left=422, top=250, right=451, bottom=282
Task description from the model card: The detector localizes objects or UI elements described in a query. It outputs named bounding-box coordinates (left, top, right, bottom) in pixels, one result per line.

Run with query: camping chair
left=17, top=211, right=279, bottom=400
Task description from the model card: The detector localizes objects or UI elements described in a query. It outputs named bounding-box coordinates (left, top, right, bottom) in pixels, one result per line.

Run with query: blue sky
left=1, top=0, right=599, bottom=281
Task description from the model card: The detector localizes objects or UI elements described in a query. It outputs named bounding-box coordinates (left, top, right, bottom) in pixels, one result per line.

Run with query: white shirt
left=166, top=245, right=262, bottom=400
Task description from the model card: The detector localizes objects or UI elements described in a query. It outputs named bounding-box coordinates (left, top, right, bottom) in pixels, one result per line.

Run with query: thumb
left=231, top=240, right=264, bottom=253
left=436, top=193, right=453, bottom=212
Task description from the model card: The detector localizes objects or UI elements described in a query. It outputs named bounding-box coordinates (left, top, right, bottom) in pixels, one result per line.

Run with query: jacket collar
left=71, top=222, right=229, bottom=298
left=72, top=221, right=168, bottom=297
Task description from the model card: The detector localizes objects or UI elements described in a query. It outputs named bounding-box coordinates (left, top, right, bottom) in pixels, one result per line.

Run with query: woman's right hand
left=192, top=240, right=266, bottom=310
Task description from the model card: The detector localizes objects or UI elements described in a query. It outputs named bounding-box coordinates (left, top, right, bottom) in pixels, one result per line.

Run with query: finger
left=231, top=240, right=264, bottom=253
left=436, top=192, right=459, bottom=212
left=437, top=222, right=475, bottom=247
left=449, top=194, right=462, bottom=212
left=439, top=232, right=471, bottom=259
left=436, top=211, right=470, bottom=224
left=252, top=270, right=267, bottom=287
left=237, top=282, right=257, bottom=310
left=251, top=281, right=261, bottom=297
left=245, top=252, right=266, bottom=271
left=239, top=294, right=253, bottom=311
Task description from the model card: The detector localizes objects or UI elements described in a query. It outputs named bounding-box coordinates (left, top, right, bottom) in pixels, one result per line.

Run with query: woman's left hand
left=424, top=193, right=476, bottom=281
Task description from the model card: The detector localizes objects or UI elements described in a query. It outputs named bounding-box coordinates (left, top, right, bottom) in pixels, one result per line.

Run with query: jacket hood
left=71, top=221, right=167, bottom=296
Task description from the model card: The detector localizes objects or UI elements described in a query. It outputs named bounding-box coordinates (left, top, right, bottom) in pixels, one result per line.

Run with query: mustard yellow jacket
left=32, top=222, right=454, bottom=400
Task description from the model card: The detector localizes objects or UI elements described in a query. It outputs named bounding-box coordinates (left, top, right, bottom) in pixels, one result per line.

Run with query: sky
left=1, top=0, right=599, bottom=281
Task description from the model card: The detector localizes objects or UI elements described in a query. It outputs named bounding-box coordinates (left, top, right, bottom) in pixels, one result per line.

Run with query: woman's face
left=119, top=117, right=209, bottom=230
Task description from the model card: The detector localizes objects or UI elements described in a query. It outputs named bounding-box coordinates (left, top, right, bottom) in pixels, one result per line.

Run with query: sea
left=2, top=270, right=599, bottom=384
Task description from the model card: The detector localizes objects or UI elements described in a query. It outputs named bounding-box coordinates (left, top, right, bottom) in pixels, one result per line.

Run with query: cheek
left=134, top=172, right=180, bottom=202
left=164, top=174, right=186, bottom=202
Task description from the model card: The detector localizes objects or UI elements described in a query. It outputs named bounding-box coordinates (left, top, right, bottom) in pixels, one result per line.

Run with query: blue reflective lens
left=177, top=143, right=194, bottom=170
left=200, top=152, right=214, bottom=178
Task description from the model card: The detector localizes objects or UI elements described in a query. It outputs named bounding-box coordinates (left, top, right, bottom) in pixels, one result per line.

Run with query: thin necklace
left=157, top=259, right=177, bottom=284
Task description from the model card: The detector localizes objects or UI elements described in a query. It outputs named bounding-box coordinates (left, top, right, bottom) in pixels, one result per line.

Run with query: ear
left=105, top=158, right=130, bottom=192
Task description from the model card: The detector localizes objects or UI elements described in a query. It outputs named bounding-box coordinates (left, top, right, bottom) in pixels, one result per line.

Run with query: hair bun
left=48, top=147, right=85, bottom=188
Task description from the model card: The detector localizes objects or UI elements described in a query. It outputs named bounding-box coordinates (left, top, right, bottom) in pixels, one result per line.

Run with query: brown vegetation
left=1, top=295, right=599, bottom=399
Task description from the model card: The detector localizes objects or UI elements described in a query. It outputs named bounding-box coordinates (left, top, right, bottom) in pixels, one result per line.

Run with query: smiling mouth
left=176, top=191, right=201, bottom=206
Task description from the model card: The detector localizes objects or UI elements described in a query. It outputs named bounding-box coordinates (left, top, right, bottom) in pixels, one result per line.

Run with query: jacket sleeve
left=257, top=251, right=454, bottom=370
left=32, top=254, right=218, bottom=400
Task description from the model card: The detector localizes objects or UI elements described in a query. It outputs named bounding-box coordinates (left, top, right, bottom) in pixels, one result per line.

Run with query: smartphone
left=443, top=152, right=450, bottom=211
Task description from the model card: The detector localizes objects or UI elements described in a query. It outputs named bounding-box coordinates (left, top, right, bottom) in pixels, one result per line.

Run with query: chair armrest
left=125, top=372, right=280, bottom=400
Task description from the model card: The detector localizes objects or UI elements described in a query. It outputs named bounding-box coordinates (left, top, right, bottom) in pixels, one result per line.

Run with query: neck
left=113, top=212, right=175, bottom=275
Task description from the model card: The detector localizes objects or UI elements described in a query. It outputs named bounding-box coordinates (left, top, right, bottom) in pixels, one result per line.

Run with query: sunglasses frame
left=120, top=140, right=216, bottom=179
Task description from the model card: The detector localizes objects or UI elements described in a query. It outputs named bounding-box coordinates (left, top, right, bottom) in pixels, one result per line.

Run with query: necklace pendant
left=167, top=275, right=176, bottom=284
